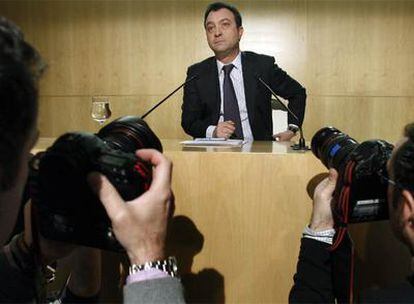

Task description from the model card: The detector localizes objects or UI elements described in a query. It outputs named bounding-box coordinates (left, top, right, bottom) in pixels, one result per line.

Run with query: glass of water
left=91, top=96, right=111, bottom=125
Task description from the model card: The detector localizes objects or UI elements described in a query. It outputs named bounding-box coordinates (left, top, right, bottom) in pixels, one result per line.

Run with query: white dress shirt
left=206, top=52, right=254, bottom=142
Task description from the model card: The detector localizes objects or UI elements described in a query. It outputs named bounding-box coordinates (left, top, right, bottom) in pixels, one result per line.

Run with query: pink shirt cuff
left=126, top=268, right=169, bottom=285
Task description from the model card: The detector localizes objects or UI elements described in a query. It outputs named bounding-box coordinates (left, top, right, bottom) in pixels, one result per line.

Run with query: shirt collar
left=216, top=51, right=242, bottom=73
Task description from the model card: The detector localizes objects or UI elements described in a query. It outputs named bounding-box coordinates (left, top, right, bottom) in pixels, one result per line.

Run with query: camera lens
left=311, top=127, right=359, bottom=170
left=97, top=116, right=163, bottom=153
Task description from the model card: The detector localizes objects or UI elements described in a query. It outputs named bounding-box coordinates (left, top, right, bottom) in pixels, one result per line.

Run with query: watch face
left=289, top=126, right=299, bottom=133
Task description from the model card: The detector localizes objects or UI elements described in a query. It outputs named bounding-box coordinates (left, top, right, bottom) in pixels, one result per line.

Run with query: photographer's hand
left=88, top=149, right=174, bottom=265
left=309, top=169, right=338, bottom=231
left=23, top=201, right=75, bottom=264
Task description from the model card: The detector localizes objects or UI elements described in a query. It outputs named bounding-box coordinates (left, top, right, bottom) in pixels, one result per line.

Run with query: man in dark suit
left=181, top=2, right=306, bottom=141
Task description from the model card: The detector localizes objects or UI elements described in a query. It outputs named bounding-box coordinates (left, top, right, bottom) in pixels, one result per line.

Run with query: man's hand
left=88, top=149, right=173, bottom=265
left=273, top=130, right=295, bottom=142
left=23, top=201, right=75, bottom=264
left=309, top=169, right=338, bottom=231
left=214, top=121, right=235, bottom=139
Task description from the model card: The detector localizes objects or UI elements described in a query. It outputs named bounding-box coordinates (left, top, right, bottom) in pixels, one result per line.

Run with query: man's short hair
left=391, top=122, right=414, bottom=208
left=204, top=2, right=242, bottom=28
left=0, top=55, right=38, bottom=190
left=0, top=17, right=46, bottom=80
left=0, top=18, right=41, bottom=190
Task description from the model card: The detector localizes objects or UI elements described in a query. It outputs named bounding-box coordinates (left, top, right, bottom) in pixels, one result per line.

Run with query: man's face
left=0, top=126, right=38, bottom=245
left=205, top=8, right=243, bottom=58
left=387, top=137, right=410, bottom=245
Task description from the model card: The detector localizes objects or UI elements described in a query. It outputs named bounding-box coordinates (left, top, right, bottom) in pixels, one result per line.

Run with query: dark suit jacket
left=181, top=51, right=306, bottom=140
left=124, top=277, right=185, bottom=304
left=289, top=237, right=414, bottom=303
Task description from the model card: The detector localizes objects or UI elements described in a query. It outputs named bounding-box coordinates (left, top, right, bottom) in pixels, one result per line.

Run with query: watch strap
left=129, top=256, right=178, bottom=278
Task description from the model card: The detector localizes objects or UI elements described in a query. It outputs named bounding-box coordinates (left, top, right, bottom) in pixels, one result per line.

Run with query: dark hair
left=0, top=55, right=38, bottom=190
left=391, top=122, right=414, bottom=208
left=0, top=17, right=46, bottom=80
left=0, top=18, right=42, bottom=190
left=204, top=2, right=242, bottom=28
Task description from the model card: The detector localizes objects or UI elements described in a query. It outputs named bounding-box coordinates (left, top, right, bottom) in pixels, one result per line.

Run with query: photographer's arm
left=0, top=201, right=75, bottom=302
left=289, top=169, right=338, bottom=303
left=88, top=149, right=185, bottom=304
left=0, top=233, right=38, bottom=302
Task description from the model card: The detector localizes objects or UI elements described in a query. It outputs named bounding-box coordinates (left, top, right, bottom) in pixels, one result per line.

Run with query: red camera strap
left=328, top=160, right=357, bottom=303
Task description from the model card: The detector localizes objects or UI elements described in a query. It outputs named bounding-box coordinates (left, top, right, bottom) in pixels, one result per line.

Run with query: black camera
left=311, top=127, right=393, bottom=224
left=29, top=116, right=162, bottom=251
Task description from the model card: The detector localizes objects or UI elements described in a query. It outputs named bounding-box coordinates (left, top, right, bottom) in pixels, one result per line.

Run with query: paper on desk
left=180, top=138, right=245, bottom=147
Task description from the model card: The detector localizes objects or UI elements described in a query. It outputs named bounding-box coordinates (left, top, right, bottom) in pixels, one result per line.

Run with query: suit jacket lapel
left=241, top=52, right=257, bottom=126
left=204, top=57, right=221, bottom=119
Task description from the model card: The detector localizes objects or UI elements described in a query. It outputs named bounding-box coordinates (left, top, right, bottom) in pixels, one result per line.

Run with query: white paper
left=180, top=138, right=245, bottom=147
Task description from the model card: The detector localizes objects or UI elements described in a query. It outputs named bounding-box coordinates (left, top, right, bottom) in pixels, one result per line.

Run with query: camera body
left=311, top=127, right=393, bottom=223
left=30, top=116, right=162, bottom=251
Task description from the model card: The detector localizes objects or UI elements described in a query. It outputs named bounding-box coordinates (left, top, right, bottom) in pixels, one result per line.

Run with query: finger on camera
left=327, top=168, right=338, bottom=184
left=168, top=191, right=176, bottom=218
left=88, top=172, right=124, bottom=220
left=135, top=149, right=164, bottom=167
left=136, top=149, right=172, bottom=192
left=314, top=169, right=338, bottom=200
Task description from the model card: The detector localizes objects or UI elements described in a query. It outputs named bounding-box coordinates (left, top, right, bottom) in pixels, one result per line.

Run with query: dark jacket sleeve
left=123, top=277, right=185, bottom=304
left=268, top=59, right=306, bottom=127
left=289, top=238, right=335, bottom=303
left=181, top=66, right=211, bottom=138
left=0, top=235, right=37, bottom=302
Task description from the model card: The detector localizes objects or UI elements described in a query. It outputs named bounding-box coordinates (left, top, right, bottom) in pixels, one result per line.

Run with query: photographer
left=0, top=17, right=185, bottom=303
left=289, top=123, right=414, bottom=303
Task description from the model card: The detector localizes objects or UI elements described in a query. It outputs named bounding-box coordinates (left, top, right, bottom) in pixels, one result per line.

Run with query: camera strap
left=328, top=160, right=357, bottom=303
left=30, top=203, right=56, bottom=303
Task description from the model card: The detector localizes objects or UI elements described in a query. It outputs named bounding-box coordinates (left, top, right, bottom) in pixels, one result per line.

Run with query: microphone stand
left=256, top=76, right=309, bottom=151
left=141, top=74, right=198, bottom=119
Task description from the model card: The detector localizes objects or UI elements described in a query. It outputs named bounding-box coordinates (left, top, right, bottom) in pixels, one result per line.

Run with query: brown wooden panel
left=303, top=95, right=414, bottom=143
left=38, top=94, right=190, bottom=139
left=2, top=1, right=199, bottom=95
left=307, top=1, right=414, bottom=96
left=2, top=0, right=414, bottom=141
left=166, top=144, right=323, bottom=302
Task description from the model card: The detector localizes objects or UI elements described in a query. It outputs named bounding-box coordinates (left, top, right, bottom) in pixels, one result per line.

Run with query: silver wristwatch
left=129, top=256, right=178, bottom=277
left=288, top=124, right=299, bottom=134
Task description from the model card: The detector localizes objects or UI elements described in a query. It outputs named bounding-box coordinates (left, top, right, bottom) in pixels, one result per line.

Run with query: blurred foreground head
left=0, top=16, right=44, bottom=243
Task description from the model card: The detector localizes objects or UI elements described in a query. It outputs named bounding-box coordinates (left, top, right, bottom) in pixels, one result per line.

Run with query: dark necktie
left=223, top=64, right=243, bottom=139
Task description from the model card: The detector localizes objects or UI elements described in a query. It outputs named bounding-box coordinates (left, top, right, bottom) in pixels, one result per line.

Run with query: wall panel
left=307, top=1, right=414, bottom=97
left=1, top=0, right=413, bottom=142
left=304, top=96, right=414, bottom=143
left=38, top=93, right=187, bottom=138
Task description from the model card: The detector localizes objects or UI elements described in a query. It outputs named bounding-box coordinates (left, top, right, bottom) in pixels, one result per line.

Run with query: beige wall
left=1, top=0, right=414, bottom=142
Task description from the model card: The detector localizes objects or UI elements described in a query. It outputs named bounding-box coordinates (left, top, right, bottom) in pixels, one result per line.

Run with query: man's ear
left=401, top=190, right=414, bottom=228
left=238, top=26, right=244, bottom=40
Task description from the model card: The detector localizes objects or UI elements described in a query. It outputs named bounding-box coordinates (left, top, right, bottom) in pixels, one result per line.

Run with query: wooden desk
left=34, top=138, right=324, bottom=302
left=162, top=140, right=324, bottom=303
left=33, top=138, right=412, bottom=302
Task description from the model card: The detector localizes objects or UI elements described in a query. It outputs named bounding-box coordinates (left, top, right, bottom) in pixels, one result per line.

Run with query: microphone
left=255, top=74, right=309, bottom=151
left=141, top=74, right=199, bottom=119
